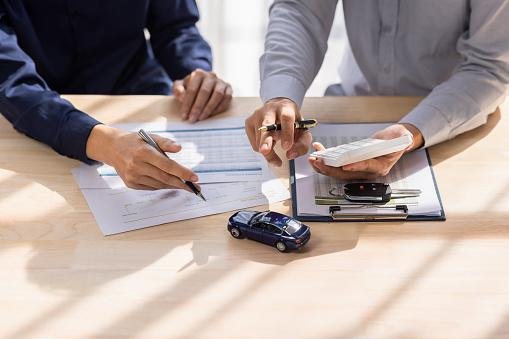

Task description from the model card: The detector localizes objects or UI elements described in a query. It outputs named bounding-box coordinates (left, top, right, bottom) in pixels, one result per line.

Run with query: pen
left=258, top=119, right=318, bottom=132
left=138, top=129, right=206, bottom=201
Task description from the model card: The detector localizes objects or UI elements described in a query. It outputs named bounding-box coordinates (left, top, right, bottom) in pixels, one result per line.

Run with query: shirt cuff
left=399, top=103, right=452, bottom=148
left=260, top=74, right=307, bottom=107
left=60, top=110, right=102, bottom=164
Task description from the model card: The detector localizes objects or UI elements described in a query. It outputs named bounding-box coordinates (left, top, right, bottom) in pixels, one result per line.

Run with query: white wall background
left=195, top=0, right=346, bottom=97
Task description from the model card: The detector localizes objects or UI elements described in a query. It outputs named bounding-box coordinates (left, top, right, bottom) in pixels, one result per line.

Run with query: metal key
left=342, top=183, right=421, bottom=203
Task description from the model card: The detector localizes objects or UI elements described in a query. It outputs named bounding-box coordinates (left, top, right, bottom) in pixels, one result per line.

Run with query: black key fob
left=343, top=183, right=392, bottom=203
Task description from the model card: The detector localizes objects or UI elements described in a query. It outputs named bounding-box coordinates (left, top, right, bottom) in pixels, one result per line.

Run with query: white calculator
left=311, top=134, right=413, bottom=167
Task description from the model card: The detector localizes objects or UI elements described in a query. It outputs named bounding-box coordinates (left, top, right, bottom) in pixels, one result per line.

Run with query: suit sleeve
left=0, top=9, right=101, bottom=164
left=147, top=0, right=212, bottom=81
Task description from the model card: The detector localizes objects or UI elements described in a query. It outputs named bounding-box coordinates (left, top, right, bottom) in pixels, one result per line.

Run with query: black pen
left=258, top=119, right=318, bottom=132
left=138, top=129, right=206, bottom=201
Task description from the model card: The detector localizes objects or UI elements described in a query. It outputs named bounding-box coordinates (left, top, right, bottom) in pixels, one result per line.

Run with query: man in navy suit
left=0, top=0, right=232, bottom=190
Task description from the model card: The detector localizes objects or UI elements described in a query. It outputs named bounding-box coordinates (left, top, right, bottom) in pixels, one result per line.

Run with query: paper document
left=293, top=123, right=443, bottom=219
left=72, top=117, right=289, bottom=235
left=73, top=118, right=272, bottom=189
left=79, top=180, right=288, bottom=235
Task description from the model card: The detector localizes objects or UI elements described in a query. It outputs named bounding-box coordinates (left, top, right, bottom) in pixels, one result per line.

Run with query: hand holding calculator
left=310, top=134, right=413, bottom=167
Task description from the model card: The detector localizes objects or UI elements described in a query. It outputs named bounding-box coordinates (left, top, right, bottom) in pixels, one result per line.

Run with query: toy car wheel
left=230, top=227, right=242, bottom=239
left=275, top=241, right=287, bottom=252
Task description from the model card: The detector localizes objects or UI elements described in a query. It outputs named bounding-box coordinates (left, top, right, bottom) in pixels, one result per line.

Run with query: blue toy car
left=227, top=210, right=311, bottom=252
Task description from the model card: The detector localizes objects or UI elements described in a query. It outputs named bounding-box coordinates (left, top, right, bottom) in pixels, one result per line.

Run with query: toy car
left=227, top=210, right=311, bottom=252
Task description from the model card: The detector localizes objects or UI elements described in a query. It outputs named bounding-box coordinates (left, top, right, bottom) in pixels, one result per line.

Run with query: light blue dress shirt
left=260, top=0, right=509, bottom=147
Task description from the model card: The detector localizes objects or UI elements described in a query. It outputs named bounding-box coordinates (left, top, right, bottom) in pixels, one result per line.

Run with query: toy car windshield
left=283, top=219, right=302, bottom=235
left=249, top=211, right=267, bottom=224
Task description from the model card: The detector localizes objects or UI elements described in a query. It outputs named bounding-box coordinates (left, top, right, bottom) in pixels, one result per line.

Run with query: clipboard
left=289, top=149, right=446, bottom=222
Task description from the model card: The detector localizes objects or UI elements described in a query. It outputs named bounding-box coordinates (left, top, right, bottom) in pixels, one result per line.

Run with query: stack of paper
left=72, top=118, right=289, bottom=235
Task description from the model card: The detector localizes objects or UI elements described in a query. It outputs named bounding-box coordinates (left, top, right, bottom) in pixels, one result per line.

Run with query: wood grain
left=0, top=95, right=508, bottom=339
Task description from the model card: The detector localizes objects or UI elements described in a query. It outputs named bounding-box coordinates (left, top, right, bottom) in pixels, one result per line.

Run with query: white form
left=72, top=117, right=273, bottom=189
left=80, top=180, right=289, bottom=235
left=294, top=123, right=443, bottom=218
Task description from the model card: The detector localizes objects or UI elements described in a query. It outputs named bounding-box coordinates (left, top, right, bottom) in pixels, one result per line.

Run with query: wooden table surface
left=1, top=95, right=508, bottom=339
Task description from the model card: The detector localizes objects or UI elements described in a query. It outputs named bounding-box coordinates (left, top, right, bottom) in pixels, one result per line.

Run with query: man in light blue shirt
left=245, top=0, right=509, bottom=179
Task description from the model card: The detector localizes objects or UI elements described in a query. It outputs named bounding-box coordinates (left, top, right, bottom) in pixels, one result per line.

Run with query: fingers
left=264, top=147, right=283, bottom=167
left=245, top=110, right=282, bottom=165
left=173, top=80, right=185, bottom=103
left=257, top=113, right=283, bottom=166
left=121, top=143, right=198, bottom=189
left=147, top=149, right=199, bottom=183
left=108, top=131, right=201, bottom=192
left=197, top=82, right=233, bottom=121
left=309, top=149, right=404, bottom=179
left=342, top=159, right=386, bottom=174
left=180, top=69, right=206, bottom=119
left=178, top=69, right=233, bottom=122
left=188, top=74, right=217, bottom=122
left=245, top=98, right=301, bottom=167
left=125, top=183, right=154, bottom=190
left=137, top=163, right=192, bottom=192
left=308, top=158, right=378, bottom=180
left=312, top=142, right=326, bottom=152
left=133, top=135, right=199, bottom=183
left=342, top=151, right=403, bottom=177
left=280, top=103, right=296, bottom=151
left=213, top=84, right=233, bottom=115
left=120, top=154, right=187, bottom=191
left=150, top=134, right=182, bottom=153
left=245, top=114, right=258, bottom=152
left=200, top=81, right=226, bottom=121
left=286, top=130, right=312, bottom=160
left=259, top=109, right=277, bottom=155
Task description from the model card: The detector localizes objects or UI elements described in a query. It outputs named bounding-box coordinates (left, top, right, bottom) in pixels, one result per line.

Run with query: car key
left=343, top=183, right=421, bottom=203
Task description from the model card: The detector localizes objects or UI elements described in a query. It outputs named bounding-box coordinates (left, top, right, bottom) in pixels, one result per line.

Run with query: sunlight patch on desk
left=0, top=169, right=16, bottom=187
left=86, top=256, right=245, bottom=337
left=437, top=164, right=509, bottom=215
left=0, top=183, right=68, bottom=220
left=135, top=263, right=281, bottom=338
left=0, top=174, right=69, bottom=232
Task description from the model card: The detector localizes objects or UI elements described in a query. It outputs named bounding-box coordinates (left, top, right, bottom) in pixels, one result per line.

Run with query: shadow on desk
left=428, top=109, right=501, bottom=165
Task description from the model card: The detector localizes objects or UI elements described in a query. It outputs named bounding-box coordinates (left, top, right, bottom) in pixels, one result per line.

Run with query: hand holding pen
left=86, top=125, right=202, bottom=192
left=245, top=98, right=316, bottom=166
left=138, top=129, right=206, bottom=200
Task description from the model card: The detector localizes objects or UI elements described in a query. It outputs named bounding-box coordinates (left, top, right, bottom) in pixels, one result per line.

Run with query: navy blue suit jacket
left=0, top=0, right=212, bottom=163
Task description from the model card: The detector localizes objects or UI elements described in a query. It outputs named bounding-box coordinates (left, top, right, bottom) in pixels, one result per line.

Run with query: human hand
left=308, top=123, right=423, bottom=180
left=173, top=69, right=233, bottom=123
left=245, top=98, right=313, bottom=167
left=86, top=125, right=199, bottom=191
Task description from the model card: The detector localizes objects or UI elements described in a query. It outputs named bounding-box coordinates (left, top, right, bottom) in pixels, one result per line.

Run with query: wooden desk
left=1, top=96, right=508, bottom=339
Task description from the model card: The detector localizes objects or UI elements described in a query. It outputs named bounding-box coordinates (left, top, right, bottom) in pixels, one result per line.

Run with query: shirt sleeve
left=260, top=0, right=338, bottom=106
left=400, top=0, right=509, bottom=147
left=0, top=10, right=101, bottom=164
left=147, top=0, right=212, bottom=81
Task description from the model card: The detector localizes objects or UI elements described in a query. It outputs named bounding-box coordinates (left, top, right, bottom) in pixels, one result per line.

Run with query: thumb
left=173, top=80, right=186, bottom=102
left=312, top=142, right=326, bottom=152
left=152, top=135, right=182, bottom=153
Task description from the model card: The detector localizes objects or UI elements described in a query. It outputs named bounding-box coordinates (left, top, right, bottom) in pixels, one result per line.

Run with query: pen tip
left=198, top=193, right=207, bottom=201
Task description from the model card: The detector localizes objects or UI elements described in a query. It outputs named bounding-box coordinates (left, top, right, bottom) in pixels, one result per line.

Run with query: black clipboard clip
left=329, top=204, right=409, bottom=221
